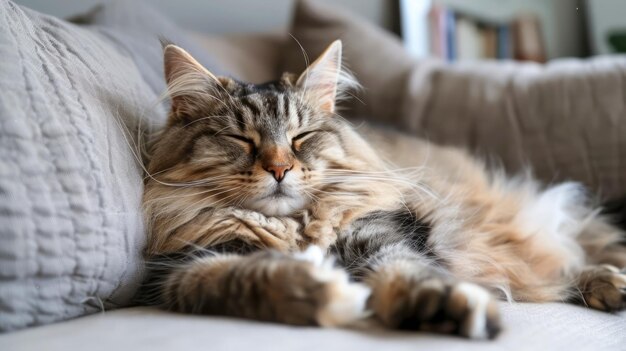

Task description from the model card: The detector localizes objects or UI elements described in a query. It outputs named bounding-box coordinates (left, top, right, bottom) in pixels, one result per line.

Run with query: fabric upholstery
left=0, top=0, right=192, bottom=331
left=398, top=57, right=626, bottom=198
left=190, top=31, right=286, bottom=84
left=1, top=305, right=624, bottom=351
left=69, top=0, right=225, bottom=96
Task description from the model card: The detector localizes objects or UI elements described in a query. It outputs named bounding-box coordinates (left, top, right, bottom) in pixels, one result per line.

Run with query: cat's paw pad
left=373, top=277, right=501, bottom=340
left=579, top=265, right=626, bottom=312
left=294, top=246, right=371, bottom=327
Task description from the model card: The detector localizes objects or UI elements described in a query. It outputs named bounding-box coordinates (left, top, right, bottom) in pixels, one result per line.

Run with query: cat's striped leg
left=136, top=245, right=371, bottom=327
left=334, top=211, right=501, bottom=339
left=572, top=214, right=626, bottom=312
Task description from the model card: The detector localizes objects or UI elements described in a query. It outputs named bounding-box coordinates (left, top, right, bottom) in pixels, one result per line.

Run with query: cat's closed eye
left=224, top=134, right=256, bottom=152
left=225, top=134, right=254, bottom=144
left=292, top=131, right=317, bottom=151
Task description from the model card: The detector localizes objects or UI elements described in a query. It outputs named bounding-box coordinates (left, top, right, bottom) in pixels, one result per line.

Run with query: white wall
left=587, top=0, right=626, bottom=54
left=14, top=0, right=397, bottom=34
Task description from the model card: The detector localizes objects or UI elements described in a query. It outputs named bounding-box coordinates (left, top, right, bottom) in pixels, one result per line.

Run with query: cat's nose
left=264, top=164, right=293, bottom=183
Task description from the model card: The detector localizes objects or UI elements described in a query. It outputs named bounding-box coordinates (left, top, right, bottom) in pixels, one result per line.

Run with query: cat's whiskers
left=144, top=181, right=242, bottom=204
left=233, top=190, right=255, bottom=208
left=314, top=170, right=438, bottom=200
left=154, top=184, right=244, bottom=215
left=181, top=115, right=233, bottom=129
left=206, top=187, right=251, bottom=208
left=299, top=187, right=320, bottom=203
left=164, top=185, right=246, bottom=223
left=149, top=173, right=242, bottom=189
left=301, top=185, right=356, bottom=198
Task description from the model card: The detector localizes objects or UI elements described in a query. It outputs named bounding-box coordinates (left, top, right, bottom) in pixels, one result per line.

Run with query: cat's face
left=148, top=41, right=355, bottom=216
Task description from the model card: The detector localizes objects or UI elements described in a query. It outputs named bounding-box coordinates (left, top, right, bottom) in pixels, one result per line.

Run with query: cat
left=136, top=40, right=626, bottom=339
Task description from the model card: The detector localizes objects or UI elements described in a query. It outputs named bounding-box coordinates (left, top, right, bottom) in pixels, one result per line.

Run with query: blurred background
left=14, top=0, right=626, bottom=62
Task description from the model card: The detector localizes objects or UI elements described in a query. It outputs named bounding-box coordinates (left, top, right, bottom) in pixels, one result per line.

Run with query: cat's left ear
left=296, top=40, right=342, bottom=113
left=162, top=44, right=223, bottom=116
left=163, top=44, right=218, bottom=87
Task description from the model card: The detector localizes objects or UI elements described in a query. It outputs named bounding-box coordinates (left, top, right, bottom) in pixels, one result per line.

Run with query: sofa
left=1, top=0, right=625, bottom=350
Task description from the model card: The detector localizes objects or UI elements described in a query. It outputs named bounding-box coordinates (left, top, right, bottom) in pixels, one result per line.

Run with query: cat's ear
left=296, top=40, right=342, bottom=114
left=162, top=44, right=221, bottom=115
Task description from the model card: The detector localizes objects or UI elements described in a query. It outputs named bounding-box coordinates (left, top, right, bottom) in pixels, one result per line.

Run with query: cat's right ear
left=162, top=44, right=221, bottom=116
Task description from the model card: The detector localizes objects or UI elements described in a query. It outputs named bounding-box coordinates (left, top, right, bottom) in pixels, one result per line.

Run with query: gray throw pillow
left=70, top=0, right=226, bottom=96
left=0, top=0, right=207, bottom=331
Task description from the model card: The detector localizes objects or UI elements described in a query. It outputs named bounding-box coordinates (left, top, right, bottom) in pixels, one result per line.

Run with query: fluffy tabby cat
left=137, top=40, right=626, bottom=339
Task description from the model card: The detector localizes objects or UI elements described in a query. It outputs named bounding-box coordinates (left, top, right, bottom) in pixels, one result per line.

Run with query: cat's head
left=147, top=40, right=379, bottom=216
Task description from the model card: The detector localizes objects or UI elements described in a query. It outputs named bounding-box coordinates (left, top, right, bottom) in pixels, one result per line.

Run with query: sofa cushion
left=397, top=57, right=626, bottom=198
left=0, top=0, right=202, bottom=331
left=0, top=304, right=624, bottom=351
left=189, top=31, right=286, bottom=84
left=76, top=0, right=283, bottom=85
left=69, top=0, right=225, bottom=96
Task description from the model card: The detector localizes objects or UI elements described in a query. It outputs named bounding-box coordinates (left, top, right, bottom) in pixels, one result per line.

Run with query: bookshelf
left=401, top=0, right=584, bottom=62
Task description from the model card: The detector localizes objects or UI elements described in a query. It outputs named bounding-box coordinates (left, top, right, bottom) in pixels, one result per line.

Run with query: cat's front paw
left=370, top=274, right=501, bottom=340
left=578, top=265, right=626, bottom=312
left=294, top=246, right=371, bottom=326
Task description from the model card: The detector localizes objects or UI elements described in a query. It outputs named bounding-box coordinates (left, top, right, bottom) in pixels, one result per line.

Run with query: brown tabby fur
left=138, top=40, right=626, bottom=339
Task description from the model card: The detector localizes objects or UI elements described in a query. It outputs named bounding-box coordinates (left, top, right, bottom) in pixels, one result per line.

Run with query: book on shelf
left=481, top=26, right=498, bottom=59
left=497, top=25, right=512, bottom=60
left=456, top=17, right=482, bottom=60
left=400, top=0, right=545, bottom=62
left=428, top=5, right=447, bottom=59
left=512, top=14, right=546, bottom=62
left=444, top=7, right=456, bottom=61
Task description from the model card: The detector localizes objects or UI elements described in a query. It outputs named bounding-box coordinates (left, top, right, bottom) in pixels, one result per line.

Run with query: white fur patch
left=296, top=246, right=372, bottom=327
left=517, top=182, right=585, bottom=238
left=455, top=283, right=493, bottom=340
left=244, top=175, right=309, bottom=216
left=294, top=245, right=327, bottom=267
left=514, top=181, right=587, bottom=270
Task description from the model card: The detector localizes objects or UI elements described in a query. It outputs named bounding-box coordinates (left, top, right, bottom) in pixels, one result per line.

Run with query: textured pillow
left=70, top=0, right=226, bottom=96
left=282, top=0, right=414, bottom=122
left=0, top=0, right=196, bottom=331
left=398, top=57, right=626, bottom=198
left=76, top=1, right=280, bottom=85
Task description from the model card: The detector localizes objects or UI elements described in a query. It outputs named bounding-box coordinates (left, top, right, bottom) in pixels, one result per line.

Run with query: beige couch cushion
left=1, top=304, right=624, bottom=351
left=397, top=57, right=626, bottom=198
left=190, top=32, right=286, bottom=84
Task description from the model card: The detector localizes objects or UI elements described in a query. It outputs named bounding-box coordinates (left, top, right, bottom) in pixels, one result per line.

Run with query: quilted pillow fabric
left=0, top=0, right=162, bottom=331
left=71, top=0, right=226, bottom=96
